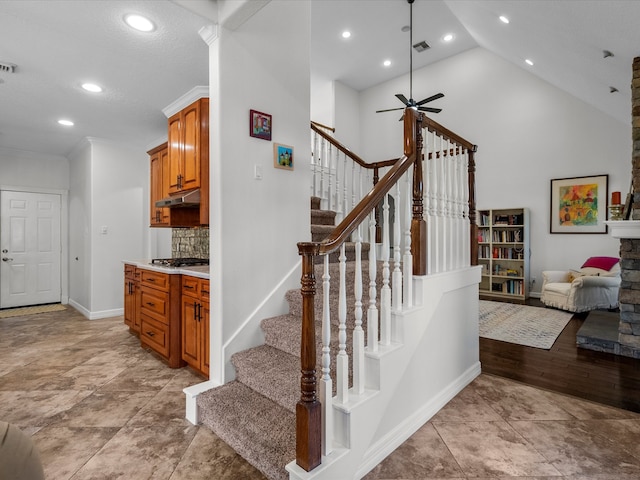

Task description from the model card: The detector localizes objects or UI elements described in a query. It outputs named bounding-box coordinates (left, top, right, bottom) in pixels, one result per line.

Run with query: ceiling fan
left=375, top=0, right=444, bottom=119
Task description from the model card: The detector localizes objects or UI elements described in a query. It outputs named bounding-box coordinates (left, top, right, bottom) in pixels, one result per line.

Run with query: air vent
left=413, top=41, right=430, bottom=52
left=0, top=62, right=17, bottom=73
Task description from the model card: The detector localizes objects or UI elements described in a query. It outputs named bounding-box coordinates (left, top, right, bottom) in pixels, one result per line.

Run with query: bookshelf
left=477, top=208, right=530, bottom=303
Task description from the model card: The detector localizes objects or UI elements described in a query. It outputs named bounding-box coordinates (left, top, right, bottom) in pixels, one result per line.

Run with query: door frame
left=0, top=184, right=69, bottom=305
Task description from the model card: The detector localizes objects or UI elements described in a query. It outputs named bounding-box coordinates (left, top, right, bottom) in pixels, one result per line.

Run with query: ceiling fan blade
left=395, top=93, right=409, bottom=105
left=376, top=107, right=405, bottom=113
left=418, top=106, right=442, bottom=113
left=416, top=93, right=445, bottom=106
left=398, top=114, right=404, bottom=122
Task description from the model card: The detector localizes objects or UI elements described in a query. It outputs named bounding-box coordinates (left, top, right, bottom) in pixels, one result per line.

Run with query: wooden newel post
left=468, top=148, right=478, bottom=266
left=296, top=242, right=321, bottom=472
left=406, top=112, right=427, bottom=275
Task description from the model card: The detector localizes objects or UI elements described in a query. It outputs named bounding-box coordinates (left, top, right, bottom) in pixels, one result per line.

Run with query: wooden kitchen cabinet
left=139, top=270, right=184, bottom=368
left=124, top=264, right=141, bottom=333
left=167, top=97, right=209, bottom=226
left=181, top=276, right=210, bottom=376
left=148, top=143, right=200, bottom=228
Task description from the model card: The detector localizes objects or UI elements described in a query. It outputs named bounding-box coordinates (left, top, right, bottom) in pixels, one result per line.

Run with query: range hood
left=155, top=189, right=200, bottom=208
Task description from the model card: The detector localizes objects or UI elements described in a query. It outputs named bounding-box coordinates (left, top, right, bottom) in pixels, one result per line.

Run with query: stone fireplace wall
left=617, top=57, right=640, bottom=358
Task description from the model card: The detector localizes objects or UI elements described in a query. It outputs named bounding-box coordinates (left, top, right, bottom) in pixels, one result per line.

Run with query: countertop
left=123, top=260, right=210, bottom=280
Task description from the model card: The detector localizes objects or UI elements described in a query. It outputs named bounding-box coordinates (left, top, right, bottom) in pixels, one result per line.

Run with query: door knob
left=2, top=257, right=13, bottom=262
left=1, top=249, right=7, bottom=253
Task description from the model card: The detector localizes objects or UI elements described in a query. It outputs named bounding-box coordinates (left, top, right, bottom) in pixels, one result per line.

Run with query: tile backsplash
left=172, top=227, right=209, bottom=258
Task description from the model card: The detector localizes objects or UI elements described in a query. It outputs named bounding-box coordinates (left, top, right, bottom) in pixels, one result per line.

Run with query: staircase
left=197, top=198, right=372, bottom=480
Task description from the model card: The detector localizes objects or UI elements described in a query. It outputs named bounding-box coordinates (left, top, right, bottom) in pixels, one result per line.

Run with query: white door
left=0, top=191, right=61, bottom=308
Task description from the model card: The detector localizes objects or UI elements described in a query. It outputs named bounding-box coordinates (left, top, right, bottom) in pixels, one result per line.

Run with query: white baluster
left=329, top=144, right=336, bottom=212
left=380, top=194, right=391, bottom=346
left=337, top=244, right=349, bottom=404
left=353, top=224, right=365, bottom=394
left=403, top=167, right=413, bottom=307
left=367, top=211, right=378, bottom=353
left=444, top=140, right=452, bottom=271
left=320, top=255, right=333, bottom=454
left=392, top=181, right=402, bottom=313
left=463, top=150, right=470, bottom=266
left=312, top=133, right=319, bottom=198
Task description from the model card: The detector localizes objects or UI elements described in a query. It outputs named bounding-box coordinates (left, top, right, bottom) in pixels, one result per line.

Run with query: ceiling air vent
left=413, top=41, right=430, bottom=53
left=0, top=62, right=17, bottom=73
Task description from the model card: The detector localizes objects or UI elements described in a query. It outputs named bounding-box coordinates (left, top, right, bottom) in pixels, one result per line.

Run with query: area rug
left=0, top=303, right=66, bottom=319
left=479, top=300, right=573, bottom=349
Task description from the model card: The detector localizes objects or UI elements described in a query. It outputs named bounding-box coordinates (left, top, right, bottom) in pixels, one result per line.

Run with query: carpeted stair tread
left=197, top=381, right=295, bottom=480
left=311, top=208, right=336, bottom=225
left=232, top=345, right=300, bottom=412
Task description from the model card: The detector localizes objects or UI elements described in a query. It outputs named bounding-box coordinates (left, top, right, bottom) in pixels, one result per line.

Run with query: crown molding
left=162, top=86, right=209, bottom=118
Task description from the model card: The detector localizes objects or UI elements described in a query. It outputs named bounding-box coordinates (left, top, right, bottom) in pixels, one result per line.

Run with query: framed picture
left=249, top=109, right=272, bottom=141
left=273, top=143, right=294, bottom=170
left=550, top=174, right=608, bottom=234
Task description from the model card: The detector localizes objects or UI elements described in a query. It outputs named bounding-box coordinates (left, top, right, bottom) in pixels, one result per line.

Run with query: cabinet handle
left=194, top=301, right=199, bottom=321
left=146, top=331, right=155, bottom=337
left=202, top=289, right=209, bottom=295
left=184, top=285, right=194, bottom=289
left=146, top=302, right=155, bottom=307
left=147, top=278, right=156, bottom=282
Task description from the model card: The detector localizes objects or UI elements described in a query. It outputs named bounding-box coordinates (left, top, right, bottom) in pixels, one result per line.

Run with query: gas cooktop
left=150, top=258, right=209, bottom=268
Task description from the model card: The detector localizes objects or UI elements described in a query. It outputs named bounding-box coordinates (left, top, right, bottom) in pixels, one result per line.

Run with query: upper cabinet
left=168, top=98, right=209, bottom=195
left=150, top=96, right=209, bottom=227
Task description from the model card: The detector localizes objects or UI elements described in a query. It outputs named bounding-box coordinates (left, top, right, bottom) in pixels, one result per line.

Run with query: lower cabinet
left=138, top=270, right=184, bottom=368
left=181, top=277, right=210, bottom=376
left=123, top=265, right=208, bottom=373
left=124, top=264, right=141, bottom=333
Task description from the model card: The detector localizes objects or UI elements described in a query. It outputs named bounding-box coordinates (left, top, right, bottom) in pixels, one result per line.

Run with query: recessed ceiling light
left=499, top=15, right=510, bottom=24
left=124, top=14, right=155, bottom=32
left=81, top=83, right=103, bottom=93
left=341, top=31, right=351, bottom=39
left=58, top=119, right=74, bottom=126
left=442, top=33, right=454, bottom=42
left=525, top=59, right=534, bottom=66
left=383, top=59, right=391, bottom=67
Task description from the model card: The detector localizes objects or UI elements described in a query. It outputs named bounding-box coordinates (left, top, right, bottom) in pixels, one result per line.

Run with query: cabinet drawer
left=141, top=270, right=169, bottom=291
left=140, top=286, right=170, bottom=325
left=140, top=315, right=169, bottom=358
left=201, top=280, right=210, bottom=301
left=182, top=276, right=200, bottom=297
left=124, top=263, right=136, bottom=279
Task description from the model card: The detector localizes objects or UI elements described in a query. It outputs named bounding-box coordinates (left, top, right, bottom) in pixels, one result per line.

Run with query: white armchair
left=540, top=256, right=621, bottom=313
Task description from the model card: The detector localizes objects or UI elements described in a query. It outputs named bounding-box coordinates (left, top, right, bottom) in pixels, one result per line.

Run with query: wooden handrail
left=310, top=120, right=335, bottom=133
left=310, top=122, right=402, bottom=171
left=421, top=114, right=476, bottom=152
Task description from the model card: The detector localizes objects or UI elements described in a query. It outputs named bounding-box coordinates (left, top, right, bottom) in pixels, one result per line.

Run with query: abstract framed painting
left=550, top=174, right=608, bottom=234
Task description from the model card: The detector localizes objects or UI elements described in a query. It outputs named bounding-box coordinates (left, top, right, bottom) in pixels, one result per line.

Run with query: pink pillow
left=581, top=256, right=619, bottom=271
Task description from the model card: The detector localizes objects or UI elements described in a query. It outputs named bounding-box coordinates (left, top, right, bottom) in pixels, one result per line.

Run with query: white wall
left=310, top=74, right=334, bottom=128
left=67, top=138, right=148, bottom=317
left=91, top=140, right=148, bottom=315
left=68, top=140, right=92, bottom=312
left=0, top=147, right=69, bottom=189
left=210, top=0, right=311, bottom=383
left=334, top=81, right=361, bottom=154
left=359, top=47, right=630, bottom=294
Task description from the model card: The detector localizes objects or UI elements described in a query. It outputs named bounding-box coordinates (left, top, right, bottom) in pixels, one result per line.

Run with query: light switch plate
left=254, top=165, right=263, bottom=180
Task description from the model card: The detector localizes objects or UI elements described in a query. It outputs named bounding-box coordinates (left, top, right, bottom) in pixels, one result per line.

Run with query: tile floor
left=1, top=306, right=639, bottom=479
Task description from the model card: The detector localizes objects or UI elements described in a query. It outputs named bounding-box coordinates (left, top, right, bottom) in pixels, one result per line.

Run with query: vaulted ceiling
left=0, top=0, right=637, bottom=158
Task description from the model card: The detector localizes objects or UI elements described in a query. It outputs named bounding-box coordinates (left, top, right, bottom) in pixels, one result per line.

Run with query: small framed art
left=273, top=143, right=293, bottom=170
left=550, top=174, right=608, bottom=234
left=250, top=109, right=272, bottom=141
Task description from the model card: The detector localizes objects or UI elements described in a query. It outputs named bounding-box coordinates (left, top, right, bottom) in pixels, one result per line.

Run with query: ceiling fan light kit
left=375, top=0, right=444, bottom=119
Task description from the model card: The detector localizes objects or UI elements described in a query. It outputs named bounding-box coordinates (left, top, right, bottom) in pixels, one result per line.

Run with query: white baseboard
left=67, top=299, right=123, bottom=320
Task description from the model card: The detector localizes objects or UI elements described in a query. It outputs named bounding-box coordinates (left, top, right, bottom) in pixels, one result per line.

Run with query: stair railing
left=296, top=108, right=477, bottom=473
left=311, top=121, right=396, bottom=227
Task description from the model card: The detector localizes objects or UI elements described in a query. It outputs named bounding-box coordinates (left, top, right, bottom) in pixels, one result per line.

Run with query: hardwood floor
left=480, top=300, right=640, bottom=413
